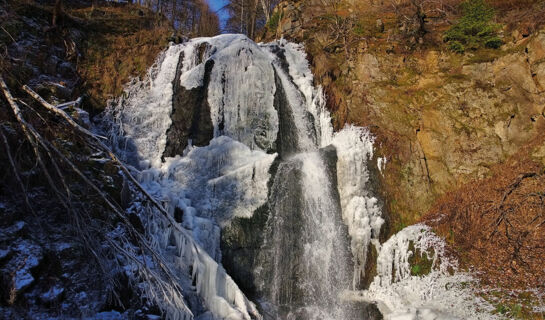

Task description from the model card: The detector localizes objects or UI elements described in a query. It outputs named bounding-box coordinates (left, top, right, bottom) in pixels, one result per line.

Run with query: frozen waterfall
left=102, top=34, right=496, bottom=320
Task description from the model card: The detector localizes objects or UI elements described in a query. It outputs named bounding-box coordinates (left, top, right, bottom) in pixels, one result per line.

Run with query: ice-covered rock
left=356, top=225, right=496, bottom=319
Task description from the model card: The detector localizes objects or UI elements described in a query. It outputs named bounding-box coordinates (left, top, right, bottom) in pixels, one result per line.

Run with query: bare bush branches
left=427, top=154, right=545, bottom=289
left=0, top=126, right=35, bottom=216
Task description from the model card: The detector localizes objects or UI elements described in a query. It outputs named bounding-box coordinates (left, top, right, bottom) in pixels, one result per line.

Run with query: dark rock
left=0, top=221, right=26, bottom=241
left=0, top=248, right=10, bottom=262
left=221, top=204, right=270, bottom=298
left=168, top=32, right=186, bottom=44
left=174, top=207, right=184, bottom=223
left=362, top=302, right=384, bottom=320
left=45, top=55, right=60, bottom=75
left=57, top=61, right=76, bottom=78
left=273, top=68, right=299, bottom=158
left=162, top=55, right=214, bottom=158
left=35, top=81, right=73, bottom=101
left=39, top=284, right=64, bottom=305
left=128, top=212, right=145, bottom=234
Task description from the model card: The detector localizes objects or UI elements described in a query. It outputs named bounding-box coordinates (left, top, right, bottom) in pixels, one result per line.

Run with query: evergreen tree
left=444, top=0, right=502, bottom=53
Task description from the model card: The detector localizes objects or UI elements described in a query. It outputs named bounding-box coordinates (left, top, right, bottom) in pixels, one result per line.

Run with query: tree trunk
left=171, top=0, right=177, bottom=29
left=52, top=0, right=63, bottom=27
left=260, top=0, right=270, bottom=21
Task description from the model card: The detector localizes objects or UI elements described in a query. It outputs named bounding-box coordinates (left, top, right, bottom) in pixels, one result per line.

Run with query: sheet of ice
left=145, top=202, right=261, bottom=320
left=179, top=35, right=279, bottom=152
left=330, top=125, right=384, bottom=289
left=106, top=44, right=185, bottom=168
left=140, top=136, right=276, bottom=258
left=178, top=42, right=206, bottom=89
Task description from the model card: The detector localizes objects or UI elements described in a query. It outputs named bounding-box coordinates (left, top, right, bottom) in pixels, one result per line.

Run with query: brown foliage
left=425, top=134, right=545, bottom=290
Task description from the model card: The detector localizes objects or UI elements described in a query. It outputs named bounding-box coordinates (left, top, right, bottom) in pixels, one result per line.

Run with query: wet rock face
left=274, top=70, right=300, bottom=158
left=220, top=203, right=271, bottom=298
left=163, top=57, right=214, bottom=158
left=256, top=159, right=306, bottom=311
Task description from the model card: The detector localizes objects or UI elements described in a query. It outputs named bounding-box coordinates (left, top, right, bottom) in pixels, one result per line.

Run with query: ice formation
left=107, top=45, right=185, bottom=168
left=180, top=35, right=279, bottom=151
left=329, top=126, right=383, bottom=289
left=356, top=225, right=497, bottom=320
left=144, top=202, right=261, bottom=320
left=104, top=34, right=495, bottom=319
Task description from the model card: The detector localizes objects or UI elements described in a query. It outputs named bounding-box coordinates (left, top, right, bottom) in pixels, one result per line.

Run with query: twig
left=23, top=83, right=202, bottom=254
left=489, top=172, right=537, bottom=238
left=0, top=25, right=16, bottom=43
left=4, top=78, right=193, bottom=316
left=21, top=83, right=255, bottom=316
left=56, top=96, right=83, bottom=110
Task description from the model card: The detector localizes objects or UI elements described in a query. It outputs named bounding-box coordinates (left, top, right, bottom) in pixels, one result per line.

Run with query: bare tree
left=390, top=0, right=456, bottom=38
left=224, top=0, right=279, bottom=38
left=52, top=0, right=63, bottom=27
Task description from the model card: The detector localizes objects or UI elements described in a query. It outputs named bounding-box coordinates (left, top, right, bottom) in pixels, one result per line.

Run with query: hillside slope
left=0, top=1, right=180, bottom=317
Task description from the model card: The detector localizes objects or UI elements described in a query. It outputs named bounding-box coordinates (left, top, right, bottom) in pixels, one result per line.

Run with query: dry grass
left=494, top=0, right=545, bottom=34
left=72, top=5, right=172, bottom=113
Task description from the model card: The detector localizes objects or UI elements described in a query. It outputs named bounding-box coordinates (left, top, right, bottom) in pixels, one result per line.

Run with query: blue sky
left=207, top=0, right=230, bottom=31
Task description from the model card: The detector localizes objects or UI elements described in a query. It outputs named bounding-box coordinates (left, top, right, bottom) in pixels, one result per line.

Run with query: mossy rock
left=408, top=241, right=434, bottom=277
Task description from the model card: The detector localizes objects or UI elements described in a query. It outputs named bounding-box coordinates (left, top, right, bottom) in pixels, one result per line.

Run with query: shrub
left=448, top=40, right=465, bottom=53
left=444, top=0, right=502, bottom=53
left=266, top=11, right=281, bottom=30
